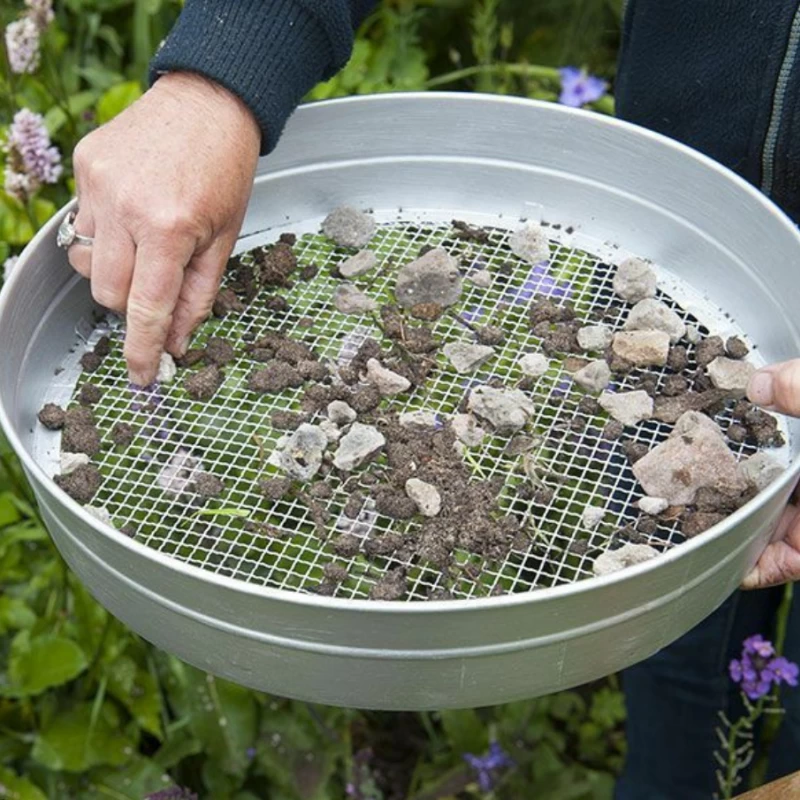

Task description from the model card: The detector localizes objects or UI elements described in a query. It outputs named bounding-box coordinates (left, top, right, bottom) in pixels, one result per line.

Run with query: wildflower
left=463, top=741, right=515, bottom=792
left=24, top=0, right=54, bottom=28
left=729, top=634, right=799, bottom=701
left=3, top=256, right=19, bottom=282
left=145, top=787, right=198, bottom=800
left=5, top=16, right=40, bottom=74
left=3, top=108, right=62, bottom=203
left=504, top=263, right=571, bottom=304
left=558, top=66, right=608, bottom=108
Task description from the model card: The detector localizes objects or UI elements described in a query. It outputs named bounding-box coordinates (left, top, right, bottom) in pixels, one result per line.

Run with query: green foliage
left=0, top=0, right=626, bottom=797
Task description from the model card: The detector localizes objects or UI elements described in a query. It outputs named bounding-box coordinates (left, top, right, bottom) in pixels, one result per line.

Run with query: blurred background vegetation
left=0, top=1, right=629, bottom=798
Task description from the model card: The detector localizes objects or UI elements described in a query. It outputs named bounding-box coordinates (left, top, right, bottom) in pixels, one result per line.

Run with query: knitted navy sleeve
left=149, top=1, right=378, bottom=154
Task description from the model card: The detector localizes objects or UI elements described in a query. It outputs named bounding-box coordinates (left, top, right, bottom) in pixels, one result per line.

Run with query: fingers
left=88, top=221, right=136, bottom=313
left=123, top=233, right=197, bottom=385
left=748, top=360, right=800, bottom=416
left=66, top=205, right=95, bottom=279
left=742, top=504, right=800, bottom=589
left=165, top=235, right=235, bottom=356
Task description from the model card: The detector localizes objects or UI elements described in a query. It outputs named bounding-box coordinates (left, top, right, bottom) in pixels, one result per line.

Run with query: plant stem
left=425, top=63, right=560, bottom=89
left=720, top=697, right=765, bottom=799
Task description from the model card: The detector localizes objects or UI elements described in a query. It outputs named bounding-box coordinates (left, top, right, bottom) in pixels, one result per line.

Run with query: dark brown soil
left=248, top=332, right=317, bottom=366
left=65, top=407, right=94, bottom=427
left=602, top=420, right=625, bottom=441
left=343, top=491, right=365, bottom=519
left=254, top=241, right=298, bottom=288
left=475, top=325, right=506, bottom=346
left=743, top=406, right=785, bottom=447
left=374, top=488, right=418, bottom=520
left=727, top=423, right=748, bottom=444
left=452, top=219, right=490, bottom=243
left=637, top=517, right=658, bottom=535
left=365, top=532, right=405, bottom=557
left=309, top=482, right=333, bottom=499
left=38, top=403, right=66, bottom=430
left=409, top=303, right=443, bottom=321
left=204, top=337, right=236, bottom=366
left=623, top=441, right=649, bottom=464
left=726, top=336, right=749, bottom=359
left=176, top=349, right=206, bottom=368
left=577, top=396, right=602, bottom=416
left=120, top=524, right=136, bottom=538
left=369, top=568, right=407, bottom=600
left=667, top=345, right=689, bottom=372
left=78, top=383, right=103, bottom=406
left=323, top=563, right=349, bottom=583
left=604, top=347, right=633, bottom=374
left=661, top=375, right=689, bottom=397
left=542, top=323, right=580, bottom=356
left=379, top=306, right=439, bottom=354
left=297, top=360, right=329, bottom=382
left=110, top=422, right=136, bottom=447
left=332, top=534, right=361, bottom=558
left=529, top=298, right=575, bottom=327
left=652, top=389, right=729, bottom=424
left=349, top=385, right=383, bottom=414
left=636, top=376, right=658, bottom=397
left=694, top=485, right=756, bottom=514
left=80, top=351, right=104, bottom=373
left=279, top=232, right=296, bottom=246
left=62, top=414, right=102, bottom=457
left=696, top=335, right=725, bottom=367
left=247, top=362, right=303, bottom=394
left=93, top=336, right=112, bottom=357
left=682, top=511, right=725, bottom=538
left=270, top=410, right=309, bottom=431
left=259, top=477, right=292, bottom=501
left=194, top=473, right=224, bottom=498
left=212, top=287, right=245, bottom=317
left=184, top=364, right=224, bottom=400
left=54, top=464, right=101, bottom=503
left=299, top=264, right=318, bottom=281
left=265, top=295, right=290, bottom=313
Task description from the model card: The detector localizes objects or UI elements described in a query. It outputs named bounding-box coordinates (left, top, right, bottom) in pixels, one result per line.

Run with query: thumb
left=747, top=359, right=800, bottom=417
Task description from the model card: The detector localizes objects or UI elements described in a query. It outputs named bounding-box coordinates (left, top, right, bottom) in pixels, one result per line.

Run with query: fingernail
left=747, top=370, right=774, bottom=407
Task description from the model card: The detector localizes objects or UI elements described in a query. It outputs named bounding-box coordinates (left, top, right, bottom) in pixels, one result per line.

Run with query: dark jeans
left=614, top=1, right=800, bottom=796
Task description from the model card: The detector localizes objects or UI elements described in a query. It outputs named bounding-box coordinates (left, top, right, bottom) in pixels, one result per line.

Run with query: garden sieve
left=2, top=93, right=800, bottom=711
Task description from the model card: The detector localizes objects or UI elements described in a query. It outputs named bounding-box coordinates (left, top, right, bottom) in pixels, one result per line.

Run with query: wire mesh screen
left=48, top=217, right=772, bottom=601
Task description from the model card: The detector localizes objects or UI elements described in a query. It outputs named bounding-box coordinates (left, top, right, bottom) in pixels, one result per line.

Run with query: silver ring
left=57, top=210, right=93, bottom=249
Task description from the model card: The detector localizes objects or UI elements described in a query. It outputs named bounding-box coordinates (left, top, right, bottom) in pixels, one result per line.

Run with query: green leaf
left=31, top=702, right=135, bottom=772
left=108, top=657, right=164, bottom=738
left=439, top=709, right=487, bottom=757
left=0, top=595, right=37, bottom=634
left=87, top=756, right=169, bottom=798
left=5, top=632, right=88, bottom=696
left=589, top=687, right=626, bottom=729
left=154, top=726, right=202, bottom=769
left=0, top=766, right=47, bottom=800
left=0, top=491, right=22, bottom=527
left=44, top=90, right=100, bottom=136
left=96, top=81, right=143, bottom=125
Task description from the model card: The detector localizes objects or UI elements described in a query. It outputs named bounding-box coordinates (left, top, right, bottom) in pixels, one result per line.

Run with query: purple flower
left=5, top=16, right=40, bottom=74
left=558, top=67, right=608, bottom=108
left=246, top=746, right=257, bottom=760
left=3, top=109, right=62, bottom=203
left=729, top=634, right=800, bottom=700
left=145, top=787, right=198, bottom=800
left=25, top=0, right=54, bottom=28
left=504, top=263, right=571, bottom=305
left=463, top=741, right=514, bottom=792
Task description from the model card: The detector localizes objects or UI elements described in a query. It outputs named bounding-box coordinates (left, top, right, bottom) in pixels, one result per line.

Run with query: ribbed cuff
left=150, top=0, right=337, bottom=154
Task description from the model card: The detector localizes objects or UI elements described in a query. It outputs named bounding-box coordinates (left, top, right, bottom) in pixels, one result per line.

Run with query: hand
left=69, top=71, right=261, bottom=385
left=742, top=362, right=800, bottom=589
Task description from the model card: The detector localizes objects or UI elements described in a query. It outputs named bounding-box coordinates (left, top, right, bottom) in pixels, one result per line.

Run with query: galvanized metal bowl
left=2, top=93, right=800, bottom=710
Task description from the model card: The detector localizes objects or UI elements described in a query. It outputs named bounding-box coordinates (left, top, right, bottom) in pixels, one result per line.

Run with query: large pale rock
left=518, top=353, right=550, bottom=377
left=339, top=249, right=378, bottom=278
left=598, top=390, right=653, bottom=427
left=739, top=453, right=784, bottom=492
left=573, top=360, right=611, bottom=393
left=333, top=283, right=379, bottom=314
left=467, top=386, right=535, bottom=434
left=624, top=298, right=686, bottom=343
left=321, top=206, right=376, bottom=248
left=278, top=424, right=328, bottom=481
left=613, top=257, right=657, bottom=303
left=577, top=324, right=613, bottom=352
left=333, top=423, right=386, bottom=471
left=706, top=356, right=756, bottom=397
left=593, top=543, right=659, bottom=576
left=395, top=248, right=462, bottom=309
left=442, top=342, right=495, bottom=373
left=612, top=330, right=670, bottom=367
left=509, top=223, right=551, bottom=264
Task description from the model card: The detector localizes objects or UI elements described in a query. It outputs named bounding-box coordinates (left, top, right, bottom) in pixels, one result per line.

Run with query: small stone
left=508, top=223, right=551, bottom=264
left=451, top=413, right=486, bottom=447
left=613, top=257, right=657, bottom=303
left=156, top=352, right=177, bottom=383
left=582, top=506, right=605, bottom=529
left=278, top=424, right=328, bottom=481
left=518, top=353, right=550, bottom=378
left=706, top=356, right=756, bottom=397
left=612, top=331, right=670, bottom=367
left=662, top=374, right=688, bottom=397
left=602, top=420, right=625, bottom=440
left=318, top=418, right=342, bottom=443
left=84, top=505, right=113, bottom=526
left=696, top=336, right=725, bottom=368
left=633, top=421, right=746, bottom=505
left=339, top=249, right=377, bottom=278
left=671, top=410, right=724, bottom=440
left=475, top=325, right=506, bottom=346
left=638, top=496, right=669, bottom=515
left=333, top=423, right=386, bottom=471
left=333, top=283, right=379, bottom=314
left=176, top=349, right=206, bottom=368
left=593, top=542, right=659, bottom=576
left=467, top=386, right=535, bottom=435
left=38, top=403, right=66, bottom=430
left=327, top=400, right=357, bottom=426
left=399, top=410, right=440, bottom=431
left=466, top=269, right=492, bottom=288
left=60, top=452, right=90, bottom=475
left=395, top=248, right=462, bottom=309
left=573, top=360, right=611, bottom=394
left=442, top=341, right=495, bottom=374
left=365, top=358, right=411, bottom=396
left=321, top=206, right=376, bottom=248
left=212, top=287, right=245, bottom=317
left=726, top=337, right=749, bottom=359
left=652, top=390, right=728, bottom=424
left=247, top=362, right=303, bottom=394
left=577, top=324, right=613, bottom=352
left=686, top=324, right=701, bottom=344
left=739, top=453, right=784, bottom=492
left=598, top=390, right=653, bottom=427
left=405, top=478, right=442, bottom=517
left=624, top=299, right=686, bottom=343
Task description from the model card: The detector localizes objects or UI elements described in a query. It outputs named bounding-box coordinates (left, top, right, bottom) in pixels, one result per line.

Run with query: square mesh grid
left=50, top=217, right=773, bottom=601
